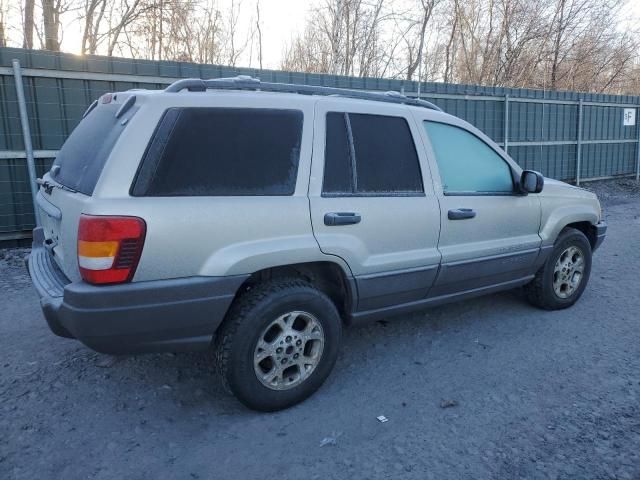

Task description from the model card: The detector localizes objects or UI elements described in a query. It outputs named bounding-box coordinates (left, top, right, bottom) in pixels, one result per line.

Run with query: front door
left=308, top=99, right=441, bottom=312
left=420, top=119, right=542, bottom=297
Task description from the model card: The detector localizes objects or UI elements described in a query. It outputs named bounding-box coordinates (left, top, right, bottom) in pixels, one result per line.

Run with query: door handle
left=448, top=208, right=476, bottom=220
left=324, top=212, right=362, bottom=226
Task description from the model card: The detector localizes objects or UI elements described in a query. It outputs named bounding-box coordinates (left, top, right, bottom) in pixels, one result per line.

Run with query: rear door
left=308, top=99, right=441, bottom=312
left=417, top=117, right=542, bottom=297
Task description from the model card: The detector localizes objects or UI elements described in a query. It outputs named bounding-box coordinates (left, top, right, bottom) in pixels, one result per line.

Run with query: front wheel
left=214, top=278, right=342, bottom=411
left=525, top=227, right=592, bottom=310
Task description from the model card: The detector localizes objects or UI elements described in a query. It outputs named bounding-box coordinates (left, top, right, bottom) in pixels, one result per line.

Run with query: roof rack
left=164, top=76, right=443, bottom=112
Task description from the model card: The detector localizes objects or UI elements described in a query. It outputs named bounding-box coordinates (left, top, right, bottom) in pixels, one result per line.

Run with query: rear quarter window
left=132, top=107, right=304, bottom=196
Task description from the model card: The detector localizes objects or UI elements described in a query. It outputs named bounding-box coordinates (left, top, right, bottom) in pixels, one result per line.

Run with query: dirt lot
left=1, top=178, right=640, bottom=480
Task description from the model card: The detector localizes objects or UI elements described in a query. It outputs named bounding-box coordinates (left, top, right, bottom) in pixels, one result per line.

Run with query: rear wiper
left=37, top=178, right=78, bottom=195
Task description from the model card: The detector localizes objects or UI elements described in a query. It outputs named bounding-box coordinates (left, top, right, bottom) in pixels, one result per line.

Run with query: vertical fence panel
left=503, top=95, right=509, bottom=154
left=576, top=99, right=583, bottom=186
left=0, top=74, right=23, bottom=151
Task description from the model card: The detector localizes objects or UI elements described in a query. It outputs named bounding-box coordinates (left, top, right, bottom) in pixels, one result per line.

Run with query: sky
left=252, top=0, right=313, bottom=68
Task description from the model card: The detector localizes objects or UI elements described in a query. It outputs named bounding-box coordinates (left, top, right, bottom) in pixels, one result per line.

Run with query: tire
left=525, top=227, right=592, bottom=310
left=214, top=277, right=342, bottom=411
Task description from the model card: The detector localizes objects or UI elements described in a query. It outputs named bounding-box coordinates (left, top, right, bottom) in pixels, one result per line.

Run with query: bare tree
left=416, top=0, right=638, bottom=93
left=0, top=5, right=5, bottom=48
left=543, top=0, right=634, bottom=92
left=158, top=0, right=163, bottom=60
left=492, top=0, right=548, bottom=87
left=225, top=0, right=249, bottom=67
left=42, top=0, right=60, bottom=50
left=404, top=0, right=440, bottom=81
left=190, top=2, right=225, bottom=64
left=442, top=1, right=458, bottom=83
left=81, top=0, right=108, bottom=54
left=23, top=0, right=35, bottom=48
left=3, top=0, right=638, bottom=95
left=255, top=0, right=263, bottom=69
left=40, top=0, right=81, bottom=51
left=117, top=0, right=227, bottom=64
left=282, top=0, right=390, bottom=77
left=106, top=0, right=146, bottom=56
left=282, top=25, right=333, bottom=73
left=548, top=0, right=582, bottom=89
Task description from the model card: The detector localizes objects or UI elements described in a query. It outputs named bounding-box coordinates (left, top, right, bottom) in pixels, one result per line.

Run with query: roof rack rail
left=164, top=76, right=443, bottom=112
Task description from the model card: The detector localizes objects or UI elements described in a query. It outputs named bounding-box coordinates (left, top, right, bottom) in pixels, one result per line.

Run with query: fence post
left=12, top=59, right=40, bottom=227
left=576, top=98, right=583, bottom=186
left=636, top=116, right=640, bottom=181
left=503, top=94, right=509, bottom=154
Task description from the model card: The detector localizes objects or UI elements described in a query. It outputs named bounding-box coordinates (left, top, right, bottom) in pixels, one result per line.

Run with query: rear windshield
left=52, top=103, right=132, bottom=195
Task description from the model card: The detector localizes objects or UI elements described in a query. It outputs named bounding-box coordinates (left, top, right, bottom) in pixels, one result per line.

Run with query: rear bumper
left=28, top=227, right=247, bottom=354
left=593, top=221, right=607, bottom=251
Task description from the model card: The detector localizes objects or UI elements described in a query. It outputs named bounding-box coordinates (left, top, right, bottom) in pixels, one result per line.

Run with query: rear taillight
left=78, top=215, right=146, bottom=285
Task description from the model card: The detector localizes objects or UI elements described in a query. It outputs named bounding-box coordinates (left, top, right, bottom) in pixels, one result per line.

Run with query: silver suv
left=29, top=77, right=607, bottom=411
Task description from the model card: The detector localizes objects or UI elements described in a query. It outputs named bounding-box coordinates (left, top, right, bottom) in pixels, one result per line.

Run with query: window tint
left=323, top=113, right=353, bottom=194
left=323, top=113, right=423, bottom=195
left=53, top=103, right=133, bottom=195
left=133, top=108, right=303, bottom=196
left=423, top=121, right=513, bottom=194
left=349, top=114, right=423, bottom=193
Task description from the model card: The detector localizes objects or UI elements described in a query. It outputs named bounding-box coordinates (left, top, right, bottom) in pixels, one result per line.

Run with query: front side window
left=133, top=107, right=303, bottom=196
left=323, top=112, right=423, bottom=195
left=423, top=121, right=514, bottom=194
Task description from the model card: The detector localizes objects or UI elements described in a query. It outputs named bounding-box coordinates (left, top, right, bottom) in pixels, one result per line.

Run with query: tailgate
left=36, top=183, right=89, bottom=282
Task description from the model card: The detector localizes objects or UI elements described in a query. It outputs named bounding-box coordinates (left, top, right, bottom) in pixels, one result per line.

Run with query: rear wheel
left=215, top=278, right=342, bottom=411
left=525, top=227, right=592, bottom=310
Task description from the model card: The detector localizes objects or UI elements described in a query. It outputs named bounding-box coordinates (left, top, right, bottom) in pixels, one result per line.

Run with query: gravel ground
left=1, top=178, right=640, bottom=480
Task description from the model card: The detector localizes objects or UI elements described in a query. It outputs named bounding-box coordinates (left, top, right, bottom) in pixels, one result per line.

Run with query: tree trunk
left=23, top=0, right=35, bottom=49
left=81, top=0, right=108, bottom=54
left=90, top=0, right=108, bottom=54
left=256, top=0, right=263, bottom=69
left=406, top=1, right=435, bottom=81
left=328, top=0, right=344, bottom=74
left=158, top=0, right=163, bottom=60
left=81, top=0, right=98, bottom=54
left=444, top=0, right=459, bottom=83
left=42, top=0, right=60, bottom=51
left=106, top=0, right=142, bottom=56
left=550, top=0, right=566, bottom=90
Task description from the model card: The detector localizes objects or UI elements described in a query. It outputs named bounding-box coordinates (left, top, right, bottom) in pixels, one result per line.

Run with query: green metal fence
left=1, top=47, right=639, bottom=242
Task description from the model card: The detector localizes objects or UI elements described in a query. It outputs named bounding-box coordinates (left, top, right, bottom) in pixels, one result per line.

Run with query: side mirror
left=520, top=170, right=544, bottom=194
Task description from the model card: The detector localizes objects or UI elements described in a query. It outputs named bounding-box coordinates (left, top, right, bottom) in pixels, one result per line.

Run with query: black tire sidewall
left=541, top=230, right=592, bottom=309
left=225, top=287, right=342, bottom=411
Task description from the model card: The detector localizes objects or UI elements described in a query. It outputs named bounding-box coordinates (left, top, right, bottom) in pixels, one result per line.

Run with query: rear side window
left=323, top=113, right=354, bottom=194
left=52, top=103, right=131, bottom=195
left=132, top=108, right=303, bottom=196
left=323, top=112, right=423, bottom=195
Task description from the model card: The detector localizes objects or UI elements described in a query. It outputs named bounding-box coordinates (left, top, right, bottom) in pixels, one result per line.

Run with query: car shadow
left=67, top=287, right=539, bottom=416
